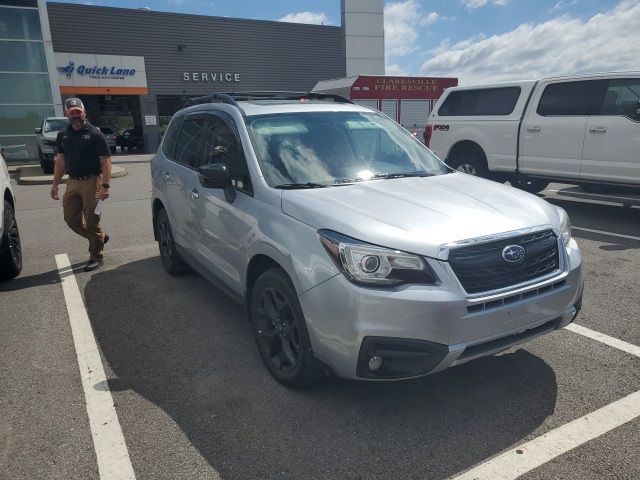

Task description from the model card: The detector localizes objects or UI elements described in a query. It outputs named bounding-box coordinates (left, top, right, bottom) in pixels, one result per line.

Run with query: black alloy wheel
left=156, top=208, right=190, bottom=275
left=250, top=268, right=324, bottom=387
left=0, top=200, right=22, bottom=280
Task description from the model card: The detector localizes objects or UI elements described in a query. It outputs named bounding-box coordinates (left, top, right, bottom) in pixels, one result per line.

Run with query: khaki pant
left=63, top=176, right=105, bottom=261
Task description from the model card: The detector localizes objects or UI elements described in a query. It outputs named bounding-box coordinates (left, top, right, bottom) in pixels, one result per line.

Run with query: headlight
left=555, top=206, right=572, bottom=246
left=318, top=230, right=438, bottom=287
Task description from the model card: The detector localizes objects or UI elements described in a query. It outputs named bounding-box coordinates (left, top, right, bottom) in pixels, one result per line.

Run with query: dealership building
left=0, top=0, right=385, bottom=160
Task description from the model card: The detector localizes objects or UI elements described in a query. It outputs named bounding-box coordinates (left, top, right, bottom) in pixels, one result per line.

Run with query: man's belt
left=68, top=174, right=98, bottom=180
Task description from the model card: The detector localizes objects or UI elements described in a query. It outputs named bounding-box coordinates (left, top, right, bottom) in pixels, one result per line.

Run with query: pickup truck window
left=438, top=87, right=520, bottom=116
left=597, top=78, right=640, bottom=121
left=537, top=80, right=596, bottom=116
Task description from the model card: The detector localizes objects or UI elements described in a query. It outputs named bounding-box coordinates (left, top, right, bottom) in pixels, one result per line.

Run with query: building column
left=341, top=0, right=385, bottom=76
left=139, top=94, right=160, bottom=154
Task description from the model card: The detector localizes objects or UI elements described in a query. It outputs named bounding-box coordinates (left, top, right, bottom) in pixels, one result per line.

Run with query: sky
left=55, top=0, right=639, bottom=84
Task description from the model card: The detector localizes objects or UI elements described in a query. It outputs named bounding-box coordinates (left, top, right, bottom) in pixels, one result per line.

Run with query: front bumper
left=299, top=238, right=583, bottom=380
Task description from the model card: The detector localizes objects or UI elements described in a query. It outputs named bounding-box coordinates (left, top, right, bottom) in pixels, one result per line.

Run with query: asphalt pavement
left=1, top=156, right=638, bottom=480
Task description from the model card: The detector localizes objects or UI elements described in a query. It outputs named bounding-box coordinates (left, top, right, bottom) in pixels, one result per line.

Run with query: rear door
left=581, top=77, right=640, bottom=184
left=520, top=79, right=598, bottom=179
left=163, top=115, right=205, bottom=253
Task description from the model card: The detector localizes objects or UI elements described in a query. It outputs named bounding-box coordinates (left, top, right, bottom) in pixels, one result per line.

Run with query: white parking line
left=450, top=389, right=640, bottom=480
left=55, top=254, right=136, bottom=480
left=450, top=325, right=640, bottom=479
left=566, top=323, right=640, bottom=358
left=572, top=226, right=640, bottom=242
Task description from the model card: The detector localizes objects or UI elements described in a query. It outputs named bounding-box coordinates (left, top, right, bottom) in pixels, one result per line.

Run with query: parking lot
left=1, top=155, right=638, bottom=480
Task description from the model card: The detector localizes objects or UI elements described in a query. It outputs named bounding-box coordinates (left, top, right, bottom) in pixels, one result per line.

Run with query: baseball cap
left=64, top=97, right=85, bottom=112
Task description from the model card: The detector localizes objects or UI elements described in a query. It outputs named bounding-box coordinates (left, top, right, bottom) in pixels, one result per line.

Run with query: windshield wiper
left=370, top=172, right=435, bottom=179
left=274, top=182, right=329, bottom=189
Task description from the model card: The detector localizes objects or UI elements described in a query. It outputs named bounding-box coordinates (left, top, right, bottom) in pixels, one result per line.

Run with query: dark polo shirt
left=56, top=122, right=109, bottom=177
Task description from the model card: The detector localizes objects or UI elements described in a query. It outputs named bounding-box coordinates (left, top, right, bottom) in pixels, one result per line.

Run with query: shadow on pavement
left=0, top=262, right=85, bottom=291
left=85, top=257, right=558, bottom=480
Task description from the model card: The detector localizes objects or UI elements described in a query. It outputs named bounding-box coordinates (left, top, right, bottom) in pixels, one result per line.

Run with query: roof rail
left=181, top=91, right=354, bottom=116
left=225, top=91, right=354, bottom=104
left=182, top=93, right=243, bottom=111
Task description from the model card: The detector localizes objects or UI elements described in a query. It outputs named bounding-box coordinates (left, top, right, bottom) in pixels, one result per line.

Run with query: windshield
left=245, top=111, right=448, bottom=187
left=100, top=127, right=113, bottom=134
left=44, top=119, right=69, bottom=133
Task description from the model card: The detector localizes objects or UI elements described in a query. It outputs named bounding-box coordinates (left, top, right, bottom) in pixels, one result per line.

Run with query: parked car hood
left=42, top=131, right=59, bottom=140
left=281, top=172, right=559, bottom=258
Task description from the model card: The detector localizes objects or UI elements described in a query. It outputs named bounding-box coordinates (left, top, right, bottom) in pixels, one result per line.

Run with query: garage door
left=381, top=99, right=398, bottom=121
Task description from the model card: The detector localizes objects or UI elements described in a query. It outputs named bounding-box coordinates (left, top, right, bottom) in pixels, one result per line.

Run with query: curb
left=18, top=165, right=127, bottom=185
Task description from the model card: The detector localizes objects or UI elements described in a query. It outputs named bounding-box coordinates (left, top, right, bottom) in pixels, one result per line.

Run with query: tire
left=511, top=177, right=549, bottom=194
left=0, top=200, right=22, bottom=280
left=448, top=153, right=491, bottom=179
left=250, top=268, right=324, bottom=388
left=156, top=208, right=190, bottom=275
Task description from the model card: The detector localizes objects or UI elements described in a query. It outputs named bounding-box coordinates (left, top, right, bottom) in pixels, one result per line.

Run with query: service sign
left=54, top=52, right=148, bottom=89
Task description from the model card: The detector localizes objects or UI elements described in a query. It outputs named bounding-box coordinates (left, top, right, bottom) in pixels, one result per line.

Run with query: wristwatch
left=102, top=183, right=110, bottom=189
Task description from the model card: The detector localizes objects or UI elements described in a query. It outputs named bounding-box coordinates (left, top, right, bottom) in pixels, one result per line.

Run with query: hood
left=281, top=173, right=559, bottom=258
left=42, top=131, right=59, bottom=140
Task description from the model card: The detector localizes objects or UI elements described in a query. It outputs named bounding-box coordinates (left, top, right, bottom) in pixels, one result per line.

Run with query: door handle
left=191, top=188, right=199, bottom=199
left=588, top=127, right=607, bottom=134
left=526, top=126, right=541, bottom=133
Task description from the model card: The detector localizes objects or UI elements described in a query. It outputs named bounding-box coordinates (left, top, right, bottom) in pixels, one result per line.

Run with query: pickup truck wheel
left=511, top=177, right=549, bottom=194
left=250, top=268, right=324, bottom=388
left=449, top=154, right=490, bottom=179
left=156, top=208, right=190, bottom=275
left=0, top=200, right=22, bottom=280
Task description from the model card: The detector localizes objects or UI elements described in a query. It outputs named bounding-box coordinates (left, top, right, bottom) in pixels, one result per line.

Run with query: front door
left=190, top=112, right=253, bottom=296
left=581, top=77, right=640, bottom=184
left=519, top=80, right=597, bottom=179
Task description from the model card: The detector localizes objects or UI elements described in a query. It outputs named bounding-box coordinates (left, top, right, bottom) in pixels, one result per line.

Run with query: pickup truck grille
left=448, top=230, right=559, bottom=294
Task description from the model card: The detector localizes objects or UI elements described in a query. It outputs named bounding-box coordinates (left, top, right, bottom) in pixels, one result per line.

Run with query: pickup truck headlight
left=555, top=206, right=572, bottom=246
left=318, top=230, right=438, bottom=287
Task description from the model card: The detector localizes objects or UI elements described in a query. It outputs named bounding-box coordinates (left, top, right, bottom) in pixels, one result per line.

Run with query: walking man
left=50, top=98, right=112, bottom=271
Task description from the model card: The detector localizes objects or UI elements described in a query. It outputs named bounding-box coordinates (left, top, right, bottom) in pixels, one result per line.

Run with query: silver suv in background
left=0, top=150, right=22, bottom=280
left=151, top=92, right=583, bottom=387
left=35, top=117, right=69, bottom=174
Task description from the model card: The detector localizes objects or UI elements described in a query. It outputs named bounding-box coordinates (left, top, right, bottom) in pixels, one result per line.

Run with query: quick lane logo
left=56, top=61, right=137, bottom=78
left=57, top=61, right=75, bottom=78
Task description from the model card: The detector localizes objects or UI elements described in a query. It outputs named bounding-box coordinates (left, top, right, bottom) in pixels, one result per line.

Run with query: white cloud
left=462, top=0, right=510, bottom=10
left=168, top=0, right=184, bottom=5
left=420, top=12, right=440, bottom=26
left=385, top=63, right=409, bottom=75
left=278, top=11, right=331, bottom=25
left=551, top=0, right=578, bottom=12
left=385, top=1, right=441, bottom=58
left=420, top=0, right=640, bottom=84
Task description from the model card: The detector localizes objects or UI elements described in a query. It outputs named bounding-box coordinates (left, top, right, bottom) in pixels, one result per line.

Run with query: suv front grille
left=448, top=230, right=559, bottom=294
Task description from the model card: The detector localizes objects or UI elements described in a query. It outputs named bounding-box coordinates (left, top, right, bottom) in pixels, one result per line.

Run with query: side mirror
left=199, top=163, right=231, bottom=188
left=35, top=128, right=42, bottom=134
left=199, top=163, right=236, bottom=202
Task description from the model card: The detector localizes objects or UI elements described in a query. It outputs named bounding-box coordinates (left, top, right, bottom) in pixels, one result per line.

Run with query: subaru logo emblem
left=502, top=244, right=525, bottom=263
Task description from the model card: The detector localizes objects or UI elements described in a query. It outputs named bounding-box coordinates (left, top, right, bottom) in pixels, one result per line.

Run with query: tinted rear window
left=536, top=80, right=596, bottom=116
left=438, top=87, right=521, bottom=116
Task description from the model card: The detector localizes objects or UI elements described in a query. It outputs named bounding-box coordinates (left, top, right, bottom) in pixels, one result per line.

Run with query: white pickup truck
left=426, top=72, right=640, bottom=194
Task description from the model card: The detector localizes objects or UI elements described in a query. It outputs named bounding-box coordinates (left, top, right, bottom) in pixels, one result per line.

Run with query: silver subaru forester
left=151, top=92, right=583, bottom=387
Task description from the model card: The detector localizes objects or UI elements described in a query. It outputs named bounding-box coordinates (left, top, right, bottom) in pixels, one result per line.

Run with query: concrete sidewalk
left=17, top=164, right=127, bottom=185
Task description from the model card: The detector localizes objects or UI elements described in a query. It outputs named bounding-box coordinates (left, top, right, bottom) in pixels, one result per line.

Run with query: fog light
left=368, top=355, right=383, bottom=371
